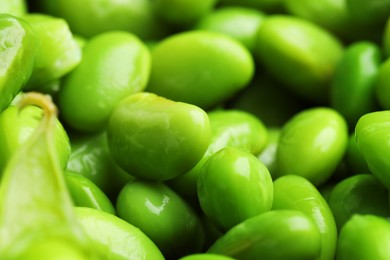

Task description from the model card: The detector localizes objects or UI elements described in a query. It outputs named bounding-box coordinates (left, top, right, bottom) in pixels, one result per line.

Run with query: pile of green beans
left=2, top=0, right=390, bottom=259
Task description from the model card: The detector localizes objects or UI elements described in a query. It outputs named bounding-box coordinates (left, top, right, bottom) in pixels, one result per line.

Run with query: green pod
left=336, top=214, right=390, bottom=260
left=255, top=15, right=344, bottom=104
left=151, top=0, right=218, bottom=27
left=197, top=147, right=273, bottom=231
left=194, top=6, right=266, bottom=53
left=327, top=174, right=390, bottom=230
left=272, top=175, right=337, bottom=260
left=58, top=31, right=151, bottom=132
left=276, top=107, right=348, bottom=186
left=330, top=41, right=381, bottom=127
left=0, top=14, right=37, bottom=113
left=35, top=0, right=169, bottom=40
left=0, top=0, right=27, bottom=16
left=179, top=253, right=235, bottom=260
left=0, top=93, right=97, bottom=258
left=207, top=210, right=321, bottom=260
left=116, top=180, right=205, bottom=259
left=75, top=207, right=165, bottom=260
left=355, top=111, right=390, bottom=189
left=168, top=109, right=268, bottom=198
left=345, top=133, right=370, bottom=174
left=107, top=92, right=211, bottom=182
left=375, top=57, right=390, bottom=109
left=0, top=104, right=70, bottom=175
left=66, top=131, right=133, bottom=201
left=218, top=0, right=284, bottom=13
left=146, top=30, right=254, bottom=109
left=22, top=14, right=82, bottom=90
left=64, top=172, right=116, bottom=215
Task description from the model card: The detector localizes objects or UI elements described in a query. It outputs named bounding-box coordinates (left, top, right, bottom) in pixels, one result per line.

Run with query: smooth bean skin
left=168, top=109, right=268, bottom=198
left=336, top=214, right=390, bottom=260
left=272, top=175, right=337, bottom=260
left=355, top=111, right=390, bottom=189
left=207, top=210, right=321, bottom=260
left=64, top=172, right=116, bottom=215
left=218, top=0, right=284, bottom=13
left=107, top=92, right=211, bottom=181
left=75, top=207, right=165, bottom=260
left=146, top=30, right=254, bottom=109
left=327, top=174, right=390, bottom=230
left=35, top=0, right=169, bottom=40
left=330, top=41, right=381, bottom=128
left=179, top=253, right=236, bottom=260
left=0, top=104, right=70, bottom=174
left=66, top=131, right=133, bottom=201
left=255, top=15, right=344, bottom=104
left=194, top=6, right=266, bottom=53
left=276, top=107, right=348, bottom=186
left=22, top=14, right=81, bottom=90
left=58, top=31, right=151, bottom=132
left=116, top=180, right=205, bottom=259
left=151, top=0, right=218, bottom=27
left=374, top=57, right=390, bottom=110
left=0, top=14, right=37, bottom=113
left=197, top=147, right=273, bottom=231
left=283, top=0, right=351, bottom=37
left=345, top=133, right=370, bottom=174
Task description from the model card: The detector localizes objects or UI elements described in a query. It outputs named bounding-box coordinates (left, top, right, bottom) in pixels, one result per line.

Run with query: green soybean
left=146, top=30, right=254, bottom=109
left=276, top=107, right=348, bottom=186
left=207, top=210, right=321, bottom=260
left=197, top=147, right=273, bottom=231
left=107, top=92, right=211, bottom=181
left=58, top=31, right=151, bottom=132
left=336, top=214, right=390, bottom=260
left=272, top=175, right=337, bottom=260
left=76, top=207, right=165, bottom=260
left=116, top=180, right=205, bottom=259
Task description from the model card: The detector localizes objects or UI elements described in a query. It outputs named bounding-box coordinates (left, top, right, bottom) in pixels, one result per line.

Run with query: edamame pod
left=327, top=174, right=390, bottom=230
left=146, top=30, right=254, bottom=109
left=0, top=103, right=70, bottom=175
left=76, top=207, right=165, bottom=260
left=116, top=180, right=205, bottom=259
left=0, top=14, right=37, bottom=113
left=0, top=93, right=97, bottom=259
left=276, top=107, right=348, bottom=186
left=330, top=41, right=381, bottom=128
left=179, top=253, right=235, bottom=260
left=197, top=147, right=273, bottom=231
left=58, top=31, right=151, bottom=132
left=272, top=175, right=337, bottom=260
left=255, top=15, right=344, bottom=104
left=355, top=111, right=390, bottom=189
left=336, top=214, right=390, bottom=260
left=107, top=92, right=211, bottom=181
left=207, top=210, right=321, bottom=260
left=65, top=172, right=116, bottom=215
left=0, top=0, right=27, bottom=16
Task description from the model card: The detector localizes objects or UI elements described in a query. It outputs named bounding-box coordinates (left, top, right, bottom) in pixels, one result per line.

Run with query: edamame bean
left=255, top=15, right=344, bottom=104
left=273, top=175, right=337, bottom=260
left=276, top=107, right=348, bottom=186
left=197, top=147, right=273, bottom=231
left=207, top=210, right=321, bottom=260
left=116, top=180, right=205, bottom=259
left=146, top=30, right=254, bottom=109
left=107, top=92, right=211, bottom=181
left=58, top=31, right=151, bottom=132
